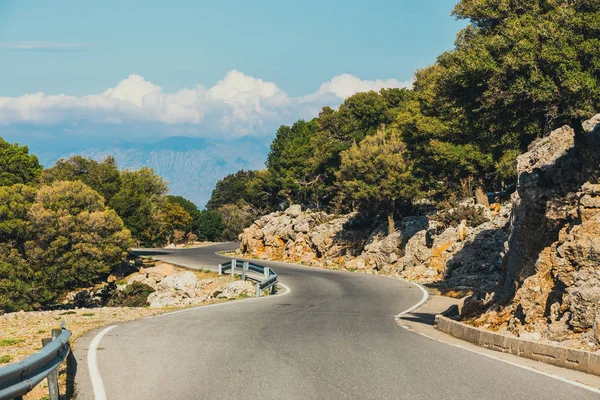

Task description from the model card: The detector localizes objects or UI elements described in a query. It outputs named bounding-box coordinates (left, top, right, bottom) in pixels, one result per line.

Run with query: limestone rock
left=144, top=263, right=175, bottom=281
left=158, top=271, right=198, bottom=297
left=469, top=117, right=600, bottom=349
left=217, top=281, right=254, bottom=299
left=583, top=113, right=600, bottom=132
left=285, top=204, right=302, bottom=217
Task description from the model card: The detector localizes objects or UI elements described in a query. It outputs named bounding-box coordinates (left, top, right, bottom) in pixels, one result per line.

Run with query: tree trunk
left=475, top=185, right=489, bottom=207
left=387, top=202, right=396, bottom=235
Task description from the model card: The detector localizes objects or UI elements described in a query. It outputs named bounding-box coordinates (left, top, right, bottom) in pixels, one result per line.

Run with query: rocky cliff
left=239, top=199, right=512, bottom=293
left=239, top=113, right=600, bottom=350
left=465, top=115, right=600, bottom=350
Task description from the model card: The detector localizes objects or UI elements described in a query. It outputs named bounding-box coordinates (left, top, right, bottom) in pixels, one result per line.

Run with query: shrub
left=431, top=205, right=489, bottom=230
left=107, top=282, right=155, bottom=307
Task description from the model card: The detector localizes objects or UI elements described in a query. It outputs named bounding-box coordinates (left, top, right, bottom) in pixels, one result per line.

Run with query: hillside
left=34, top=136, right=269, bottom=208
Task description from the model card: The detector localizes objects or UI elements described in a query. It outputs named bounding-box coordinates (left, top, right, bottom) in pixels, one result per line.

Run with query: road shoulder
left=397, top=295, right=600, bottom=393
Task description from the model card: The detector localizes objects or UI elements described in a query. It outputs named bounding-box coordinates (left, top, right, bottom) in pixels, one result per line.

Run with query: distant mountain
left=35, top=136, right=270, bottom=208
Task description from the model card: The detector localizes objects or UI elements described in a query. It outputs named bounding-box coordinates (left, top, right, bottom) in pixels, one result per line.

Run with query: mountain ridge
left=33, top=136, right=269, bottom=208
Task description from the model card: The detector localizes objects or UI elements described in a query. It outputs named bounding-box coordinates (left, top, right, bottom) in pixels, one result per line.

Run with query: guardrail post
left=41, top=329, right=62, bottom=400
left=218, top=264, right=222, bottom=276
left=255, top=282, right=260, bottom=297
left=242, top=262, right=248, bottom=281
left=264, top=267, right=269, bottom=280
left=231, top=259, right=236, bottom=277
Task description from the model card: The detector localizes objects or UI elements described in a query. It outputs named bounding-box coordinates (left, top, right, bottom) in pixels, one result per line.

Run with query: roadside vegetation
left=205, top=0, right=600, bottom=237
left=1, top=0, right=599, bottom=315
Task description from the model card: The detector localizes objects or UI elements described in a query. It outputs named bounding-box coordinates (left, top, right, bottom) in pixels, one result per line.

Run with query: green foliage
left=206, top=170, right=271, bottom=211
left=0, top=338, right=23, bottom=346
left=267, top=120, right=318, bottom=205
left=442, top=0, right=600, bottom=147
left=0, top=184, right=36, bottom=246
left=431, top=204, right=490, bottom=230
left=167, top=195, right=199, bottom=228
left=427, top=140, right=493, bottom=197
left=0, top=181, right=132, bottom=312
left=337, top=128, right=419, bottom=233
left=0, top=138, right=42, bottom=186
left=195, top=209, right=225, bottom=241
left=0, top=355, right=11, bottom=364
left=109, top=167, right=168, bottom=246
left=151, top=201, right=192, bottom=246
left=496, top=149, right=521, bottom=185
left=107, top=281, right=154, bottom=307
left=42, top=156, right=122, bottom=203
left=217, top=201, right=258, bottom=241
left=261, top=88, right=413, bottom=211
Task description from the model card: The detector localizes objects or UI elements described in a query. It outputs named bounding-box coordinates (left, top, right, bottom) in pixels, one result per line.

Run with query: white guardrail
left=0, top=326, right=72, bottom=400
left=218, top=259, right=278, bottom=296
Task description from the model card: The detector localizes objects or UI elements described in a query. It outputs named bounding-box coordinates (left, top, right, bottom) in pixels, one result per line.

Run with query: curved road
left=74, top=243, right=598, bottom=399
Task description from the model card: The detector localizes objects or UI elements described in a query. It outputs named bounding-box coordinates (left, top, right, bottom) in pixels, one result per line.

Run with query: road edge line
left=394, top=279, right=429, bottom=319
left=88, top=325, right=117, bottom=400
left=395, top=289, right=600, bottom=395
left=400, top=325, right=600, bottom=395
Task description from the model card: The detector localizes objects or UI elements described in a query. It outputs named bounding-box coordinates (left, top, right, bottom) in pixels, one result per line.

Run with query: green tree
left=440, top=0, right=600, bottom=151
left=217, top=201, right=257, bottom=241
left=0, top=181, right=132, bottom=312
left=0, top=138, right=42, bottom=186
left=109, top=167, right=168, bottom=246
left=267, top=120, right=317, bottom=205
left=195, top=209, right=225, bottom=241
left=166, top=195, right=200, bottom=231
left=206, top=170, right=264, bottom=210
left=337, top=128, right=419, bottom=234
left=0, top=184, right=37, bottom=247
left=151, top=201, right=192, bottom=245
left=42, top=156, right=122, bottom=203
left=427, top=140, right=493, bottom=199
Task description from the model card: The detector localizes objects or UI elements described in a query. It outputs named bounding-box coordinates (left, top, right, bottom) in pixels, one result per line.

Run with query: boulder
left=285, top=204, right=302, bottom=217
left=144, top=263, right=175, bottom=281
left=158, top=271, right=198, bottom=297
left=127, top=272, right=159, bottom=290
left=583, top=113, right=600, bottom=132
left=148, top=291, right=191, bottom=308
left=217, top=281, right=255, bottom=299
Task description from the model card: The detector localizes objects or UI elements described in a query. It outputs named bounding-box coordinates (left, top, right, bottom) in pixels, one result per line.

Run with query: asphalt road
left=74, top=243, right=599, bottom=399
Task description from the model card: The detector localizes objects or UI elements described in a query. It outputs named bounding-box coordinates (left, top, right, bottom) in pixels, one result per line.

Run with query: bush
left=431, top=205, right=489, bottom=230
left=107, top=282, right=155, bottom=307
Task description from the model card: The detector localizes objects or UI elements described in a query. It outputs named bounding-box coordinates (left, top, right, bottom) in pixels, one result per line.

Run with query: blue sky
left=0, top=0, right=466, bottom=145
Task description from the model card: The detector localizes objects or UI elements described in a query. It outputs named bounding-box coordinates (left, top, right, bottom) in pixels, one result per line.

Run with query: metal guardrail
left=218, top=259, right=278, bottom=296
left=0, top=327, right=71, bottom=400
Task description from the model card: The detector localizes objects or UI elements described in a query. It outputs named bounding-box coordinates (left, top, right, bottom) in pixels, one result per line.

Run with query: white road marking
left=88, top=325, right=117, bottom=400
left=86, top=282, right=292, bottom=399
left=400, top=325, right=600, bottom=394
left=92, top=251, right=599, bottom=396
left=394, top=279, right=429, bottom=318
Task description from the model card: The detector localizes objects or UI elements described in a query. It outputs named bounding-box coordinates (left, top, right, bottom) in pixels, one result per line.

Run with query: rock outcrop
left=124, top=263, right=254, bottom=308
left=63, top=262, right=255, bottom=309
left=468, top=114, right=600, bottom=350
left=239, top=200, right=511, bottom=291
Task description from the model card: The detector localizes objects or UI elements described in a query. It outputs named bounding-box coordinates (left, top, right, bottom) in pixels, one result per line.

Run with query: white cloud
left=317, top=73, right=413, bottom=99
left=0, top=41, right=88, bottom=50
left=0, top=70, right=413, bottom=136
